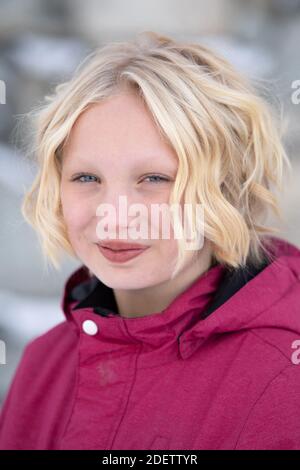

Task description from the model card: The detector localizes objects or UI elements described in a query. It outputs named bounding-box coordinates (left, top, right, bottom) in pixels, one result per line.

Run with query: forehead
left=63, top=92, right=178, bottom=169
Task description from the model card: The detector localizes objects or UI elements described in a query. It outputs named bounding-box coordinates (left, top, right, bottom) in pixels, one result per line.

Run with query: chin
left=99, top=273, right=153, bottom=290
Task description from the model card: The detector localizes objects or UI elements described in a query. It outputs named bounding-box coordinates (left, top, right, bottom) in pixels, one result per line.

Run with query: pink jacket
left=1, top=235, right=300, bottom=450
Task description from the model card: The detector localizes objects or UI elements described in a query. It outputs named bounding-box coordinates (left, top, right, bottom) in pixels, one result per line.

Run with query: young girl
left=0, top=31, right=300, bottom=450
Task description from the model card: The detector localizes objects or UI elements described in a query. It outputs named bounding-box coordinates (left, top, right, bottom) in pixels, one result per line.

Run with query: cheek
left=157, top=237, right=179, bottom=258
left=61, top=191, right=92, bottom=235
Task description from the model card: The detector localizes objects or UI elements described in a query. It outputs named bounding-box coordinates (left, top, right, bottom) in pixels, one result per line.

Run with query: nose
left=95, top=191, right=146, bottom=241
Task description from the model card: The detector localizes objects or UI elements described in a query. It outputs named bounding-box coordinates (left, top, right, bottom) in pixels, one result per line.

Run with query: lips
left=97, top=244, right=149, bottom=263
left=98, top=241, right=148, bottom=251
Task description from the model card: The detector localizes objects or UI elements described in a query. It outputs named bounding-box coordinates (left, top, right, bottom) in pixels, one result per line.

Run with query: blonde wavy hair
left=21, top=30, right=292, bottom=277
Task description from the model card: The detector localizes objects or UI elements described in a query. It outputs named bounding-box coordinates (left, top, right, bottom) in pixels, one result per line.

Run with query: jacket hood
left=60, top=236, right=300, bottom=360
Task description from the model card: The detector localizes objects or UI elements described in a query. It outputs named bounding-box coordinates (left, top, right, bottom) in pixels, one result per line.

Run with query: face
left=60, top=90, right=207, bottom=290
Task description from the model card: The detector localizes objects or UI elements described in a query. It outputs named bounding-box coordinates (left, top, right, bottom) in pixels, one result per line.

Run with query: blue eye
left=143, top=175, right=170, bottom=184
left=72, top=174, right=99, bottom=183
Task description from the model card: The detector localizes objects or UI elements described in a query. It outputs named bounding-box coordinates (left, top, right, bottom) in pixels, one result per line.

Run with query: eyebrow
left=133, top=161, right=178, bottom=173
left=65, top=154, right=178, bottom=173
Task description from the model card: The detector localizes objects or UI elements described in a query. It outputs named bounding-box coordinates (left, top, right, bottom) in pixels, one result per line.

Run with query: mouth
left=98, top=241, right=148, bottom=251
left=97, top=244, right=149, bottom=263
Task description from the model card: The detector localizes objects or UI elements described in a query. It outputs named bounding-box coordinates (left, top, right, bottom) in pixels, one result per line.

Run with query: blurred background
left=0, top=0, right=300, bottom=405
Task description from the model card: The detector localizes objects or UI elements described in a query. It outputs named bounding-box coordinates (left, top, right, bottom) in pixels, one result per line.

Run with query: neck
left=113, top=243, right=214, bottom=318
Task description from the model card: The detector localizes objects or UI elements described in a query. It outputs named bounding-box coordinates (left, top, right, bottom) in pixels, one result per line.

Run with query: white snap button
left=82, top=319, right=98, bottom=336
